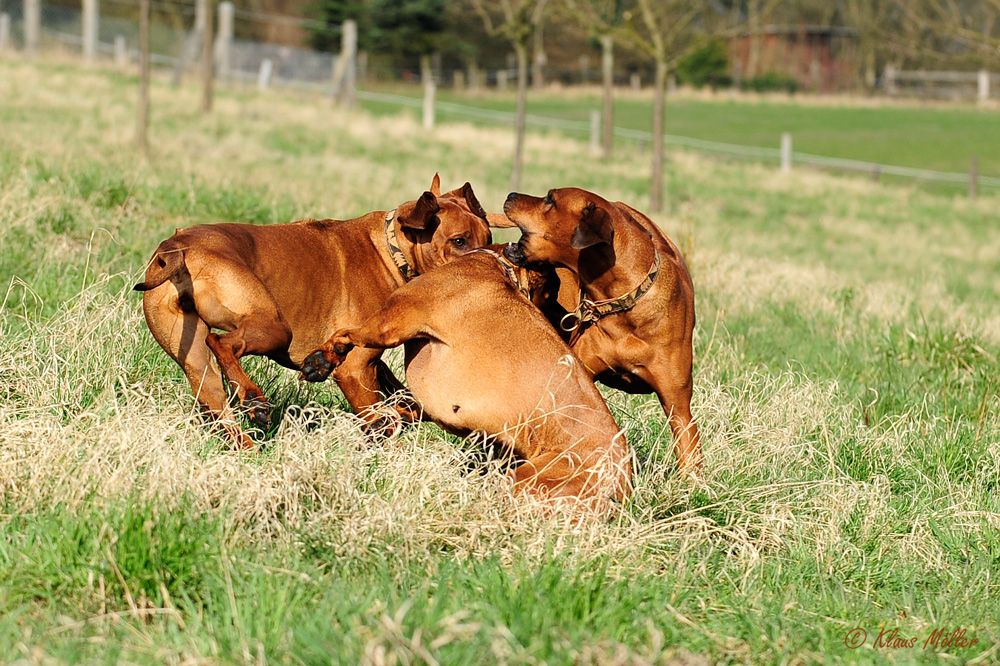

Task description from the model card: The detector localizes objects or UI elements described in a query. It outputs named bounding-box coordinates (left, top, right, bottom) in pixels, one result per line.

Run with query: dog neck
left=577, top=213, right=657, bottom=303
left=383, top=209, right=421, bottom=282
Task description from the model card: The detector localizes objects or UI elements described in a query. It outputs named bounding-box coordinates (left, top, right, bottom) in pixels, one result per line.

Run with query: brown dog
left=499, top=187, right=701, bottom=474
left=134, top=175, right=493, bottom=447
left=300, top=247, right=633, bottom=514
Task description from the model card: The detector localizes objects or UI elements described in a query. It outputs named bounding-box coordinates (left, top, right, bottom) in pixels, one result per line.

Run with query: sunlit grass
left=1, top=54, right=998, bottom=664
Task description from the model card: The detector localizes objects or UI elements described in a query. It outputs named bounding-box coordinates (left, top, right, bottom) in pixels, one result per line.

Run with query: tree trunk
left=137, top=0, right=150, bottom=158
left=650, top=59, right=667, bottom=214
left=746, top=0, right=762, bottom=79
left=512, top=40, right=529, bottom=190
left=532, top=21, right=545, bottom=91
left=600, top=34, right=614, bottom=159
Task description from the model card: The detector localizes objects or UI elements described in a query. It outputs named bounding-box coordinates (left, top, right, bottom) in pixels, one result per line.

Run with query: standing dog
left=500, top=188, right=701, bottom=474
left=300, top=248, right=633, bottom=515
left=134, top=176, right=492, bottom=447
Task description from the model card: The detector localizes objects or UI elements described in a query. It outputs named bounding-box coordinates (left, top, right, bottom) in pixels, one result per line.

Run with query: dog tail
left=133, top=240, right=185, bottom=292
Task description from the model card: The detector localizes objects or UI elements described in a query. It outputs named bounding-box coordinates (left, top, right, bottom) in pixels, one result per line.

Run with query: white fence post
left=24, top=0, right=39, bottom=56
left=82, top=0, right=98, bottom=63
left=257, top=58, right=272, bottom=90
left=630, top=73, right=640, bottom=90
left=114, top=34, right=126, bottom=67
left=0, top=14, right=10, bottom=51
left=496, top=70, right=507, bottom=92
left=215, top=1, right=233, bottom=81
left=781, top=133, right=792, bottom=173
left=978, top=70, right=990, bottom=104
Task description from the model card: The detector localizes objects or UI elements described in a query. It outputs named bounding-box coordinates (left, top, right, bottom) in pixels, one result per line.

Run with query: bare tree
left=744, top=0, right=785, bottom=78
left=840, top=0, right=895, bottom=92
left=562, top=0, right=625, bottom=158
left=617, top=0, right=701, bottom=213
left=897, top=0, right=1000, bottom=68
left=470, top=0, right=550, bottom=189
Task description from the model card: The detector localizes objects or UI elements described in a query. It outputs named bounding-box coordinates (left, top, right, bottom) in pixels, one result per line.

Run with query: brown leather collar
left=384, top=209, right=417, bottom=282
left=561, top=250, right=661, bottom=335
left=470, top=248, right=532, bottom=301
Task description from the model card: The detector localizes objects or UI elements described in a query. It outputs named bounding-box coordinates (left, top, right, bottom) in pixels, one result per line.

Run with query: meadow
left=361, top=84, right=1000, bottom=192
left=1, top=56, right=999, bottom=665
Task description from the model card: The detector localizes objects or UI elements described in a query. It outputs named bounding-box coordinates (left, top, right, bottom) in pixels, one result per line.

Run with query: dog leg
left=642, top=359, right=702, bottom=476
left=205, top=317, right=292, bottom=431
left=142, top=286, right=253, bottom=448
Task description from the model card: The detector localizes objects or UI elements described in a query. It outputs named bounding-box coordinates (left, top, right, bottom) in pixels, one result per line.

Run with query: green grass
left=360, top=83, right=1000, bottom=191
left=1, top=56, right=999, bottom=664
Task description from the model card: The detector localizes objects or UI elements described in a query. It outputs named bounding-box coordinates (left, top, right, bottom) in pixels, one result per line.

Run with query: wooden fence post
left=969, top=155, right=978, bottom=200
left=589, top=110, right=600, bottom=155
left=884, top=64, right=897, bottom=95
left=330, top=19, right=356, bottom=106
left=137, top=0, right=150, bottom=158
left=257, top=58, right=272, bottom=90
left=24, top=0, right=39, bottom=56
left=114, top=34, right=126, bottom=67
left=0, top=14, right=10, bottom=51
left=82, top=0, right=98, bottom=63
left=630, top=73, right=640, bottom=90
left=201, top=0, right=213, bottom=113
left=978, top=70, right=990, bottom=104
left=423, top=71, right=435, bottom=129
left=497, top=70, right=507, bottom=92
left=781, top=133, right=792, bottom=173
left=215, top=1, right=233, bottom=82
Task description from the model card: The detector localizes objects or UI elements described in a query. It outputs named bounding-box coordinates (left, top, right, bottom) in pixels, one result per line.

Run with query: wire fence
left=358, top=91, right=1000, bottom=193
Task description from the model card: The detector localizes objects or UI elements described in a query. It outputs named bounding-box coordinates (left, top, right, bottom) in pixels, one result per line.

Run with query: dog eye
left=451, top=237, right=466, bottom=247
left=544, top=192, right=554, bottom=206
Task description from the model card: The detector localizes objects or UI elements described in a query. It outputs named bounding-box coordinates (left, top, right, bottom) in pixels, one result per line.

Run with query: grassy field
left=360, top=84, right=1000, bottom=191
left=1, top=56, right=999, bottom=665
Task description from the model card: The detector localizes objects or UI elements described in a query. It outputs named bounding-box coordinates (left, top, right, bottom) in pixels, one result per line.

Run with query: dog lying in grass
left=134, top=175, right=492, bottom=447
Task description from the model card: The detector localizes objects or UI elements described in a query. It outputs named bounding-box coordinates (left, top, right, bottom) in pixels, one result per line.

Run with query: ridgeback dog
left=300, top=246, right=633, bottom=515
left=134, top=175, right=493, bottom=447
left=499, top=187, right=702, bottom=475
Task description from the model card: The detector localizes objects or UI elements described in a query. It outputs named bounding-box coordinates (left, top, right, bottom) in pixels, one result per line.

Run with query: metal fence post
left=83, top=0, right=98, bottom=63
left=24, top=0, right=39, bottom=56
left=781, top=133, right=792, bottom=173
left=0, top=14, right=10, bottom=51
left=215, top=1, right=233, bottom=81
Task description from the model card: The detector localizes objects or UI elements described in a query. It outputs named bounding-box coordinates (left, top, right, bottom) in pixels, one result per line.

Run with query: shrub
left=744, top=71, right=799, bottom=94
left=676, top=39, right=732, bottom=89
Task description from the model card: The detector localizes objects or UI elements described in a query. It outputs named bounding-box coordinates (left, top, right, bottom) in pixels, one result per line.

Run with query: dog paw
left=300, top=350, right=335, bottom=382
left=300, top=338, right=353, bottom=382
left=243, top=390, right=271, bottom=430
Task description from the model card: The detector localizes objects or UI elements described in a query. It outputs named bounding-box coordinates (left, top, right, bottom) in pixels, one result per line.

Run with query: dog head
left=500, top=187, right=614, bottom=272
left=395, top=175, right=493, bottom=273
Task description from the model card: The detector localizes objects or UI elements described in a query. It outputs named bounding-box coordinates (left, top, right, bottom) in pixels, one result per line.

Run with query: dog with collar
left=499, top=187, right=702, bottom=475
left=134, top=175, right=492, bottom=447
left=301, top=246, right=633, bottom=515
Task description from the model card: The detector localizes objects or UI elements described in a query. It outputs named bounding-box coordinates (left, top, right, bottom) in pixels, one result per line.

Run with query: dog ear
left=398, top=192, right=441, bottom=230
left=430, top=173, right=441, bottom=196
left=486, top=212, right=518, bottom=228
left=460, top=182, right=488, bottom=219
left=571, top=202, right=614, bottom=249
